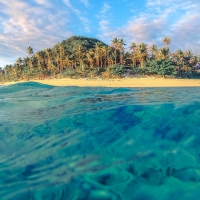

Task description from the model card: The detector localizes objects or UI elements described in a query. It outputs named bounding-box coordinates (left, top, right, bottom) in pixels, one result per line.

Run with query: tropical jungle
left=1, top=36, right=200, bottom=82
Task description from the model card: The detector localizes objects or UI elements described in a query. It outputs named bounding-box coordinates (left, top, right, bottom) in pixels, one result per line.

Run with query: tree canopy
left=1, top=35, right=200, bottom=82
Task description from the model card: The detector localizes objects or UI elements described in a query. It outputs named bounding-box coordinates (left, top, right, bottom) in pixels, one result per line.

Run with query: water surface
left=1, top=82, right=200, bottom=199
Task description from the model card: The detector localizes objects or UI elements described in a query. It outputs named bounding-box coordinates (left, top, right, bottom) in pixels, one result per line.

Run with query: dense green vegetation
left=1, top=36, right=200, bottom=82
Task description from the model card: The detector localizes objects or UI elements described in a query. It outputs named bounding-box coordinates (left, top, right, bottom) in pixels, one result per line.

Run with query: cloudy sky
left=0, top=0, right=200, bottom=67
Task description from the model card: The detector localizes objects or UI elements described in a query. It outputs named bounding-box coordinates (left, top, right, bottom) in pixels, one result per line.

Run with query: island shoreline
left=1, top=77, right=200, bottom=87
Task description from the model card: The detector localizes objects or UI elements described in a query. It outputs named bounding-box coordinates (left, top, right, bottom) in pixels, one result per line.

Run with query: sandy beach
left=1, top=77, right=200, bottom=87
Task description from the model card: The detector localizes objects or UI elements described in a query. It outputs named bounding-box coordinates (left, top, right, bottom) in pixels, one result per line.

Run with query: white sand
left=1, top=77, right=200, bottom=87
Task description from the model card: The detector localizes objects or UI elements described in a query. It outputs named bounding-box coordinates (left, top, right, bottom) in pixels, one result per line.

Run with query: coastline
left=1, top=77, right=200, bottom=87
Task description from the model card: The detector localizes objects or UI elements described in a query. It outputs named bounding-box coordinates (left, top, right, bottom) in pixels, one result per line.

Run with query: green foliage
left=108, top=64, right=126, bottom=76
left=144, top=59, right=177, bottom=77
left=2, top=35, right=200, bottom=82
left=87, top=67, right=102, bottom=78
left=61, top=68, right=78, bottom=77
left=56, top=36, right=108, bottom=55
left=130, top=66, right=144, bottom=75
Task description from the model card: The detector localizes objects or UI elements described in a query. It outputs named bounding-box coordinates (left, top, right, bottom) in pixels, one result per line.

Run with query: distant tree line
left=0, top=36, right=200, bottom=82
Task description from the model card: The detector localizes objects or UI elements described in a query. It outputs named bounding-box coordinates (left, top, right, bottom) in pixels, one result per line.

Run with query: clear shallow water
left=1, top=83, right=200, bottom=199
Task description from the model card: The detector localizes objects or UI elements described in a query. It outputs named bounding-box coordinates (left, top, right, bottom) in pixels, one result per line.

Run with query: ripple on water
left=0, top=83, right=200, bottom=199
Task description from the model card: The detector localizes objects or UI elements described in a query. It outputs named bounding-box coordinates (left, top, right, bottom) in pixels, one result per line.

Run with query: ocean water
left=1, top=82, right=200, bottom=200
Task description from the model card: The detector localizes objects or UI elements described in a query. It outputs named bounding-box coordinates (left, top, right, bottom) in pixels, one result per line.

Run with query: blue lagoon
left=0, top=82, right=200, bottom=199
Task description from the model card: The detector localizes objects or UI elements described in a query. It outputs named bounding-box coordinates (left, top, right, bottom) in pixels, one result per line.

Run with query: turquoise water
left=1, top=82, right=200, bottom=199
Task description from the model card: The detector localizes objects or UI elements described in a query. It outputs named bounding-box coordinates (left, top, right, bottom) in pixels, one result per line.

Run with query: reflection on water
left=0, top=82, right=200, bottom=199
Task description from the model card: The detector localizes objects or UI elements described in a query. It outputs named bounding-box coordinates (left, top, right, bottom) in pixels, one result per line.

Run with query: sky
left=0, top=0, right=200, bottom=67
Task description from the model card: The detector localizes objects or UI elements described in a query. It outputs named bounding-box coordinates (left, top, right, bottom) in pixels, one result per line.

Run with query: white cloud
left=98, top=0, right=200, bottom=54
left=63, top=0, right=90, bottom=32
left=99, top=20, right=109, bottom=30
left=146, top=0, right=200, bottom=53
left=34, top=0, right=46, bottom=5
left=147, top=0, right=199, bottom=7
left=0, top=0, right=199, bottom=67
left=170, top=12, right=200, bottom=53
left=34, top=0, right=52, bottom=8
left=0, top=0, right=72, bottom=64
left=98, top=2, right=112, bottom=41
left=98, top=13, right=167, bottom=47
left=100, top=2, right=111, bottom=14
left=80, top=0, right=89, bottom=7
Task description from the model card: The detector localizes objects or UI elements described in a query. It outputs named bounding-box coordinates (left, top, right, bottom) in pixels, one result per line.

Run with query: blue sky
left=0, top=0, right=200, bottom=67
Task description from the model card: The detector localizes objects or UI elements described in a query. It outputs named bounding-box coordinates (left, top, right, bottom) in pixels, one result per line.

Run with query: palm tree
left=130, top=42, right=137, bottom=52
left=85, top=49, right=95, bottom=69
left=14, top=57, right=23, bottom=77
left=45, top=48, right=53, bottom=72
left=136, top=43, right=148, bottom=68
left=149, top=45, right=157, bottom=60
left=11, top=64, right=20, bottom=80
left=35, top=51, right=46, bottom=78
left=107, top=51, right=115, bottom=66
left=75, top=46, right=85, bottom=71
left=26, top=56, right=37, bottom=75
left=111, top=38, right=118, bottom=64
left=182, top=50, right=193, bottom=75
left=27, top=46, right=34, bottom=57
left=101, top=46, right=112, bottom=67
left=16, top=57, right=22, bottom=65
left=48, top=60, right=57, bottom=78
left=55, top=43, right=66, bottom=71
left=99, top=47, right=105, bottom=68
left=189, top=55, right=198, bottom=66
left=130, top=42, right=138, bottom=67
left=172, top=49, right=184, bottom=77
left=156, top=47, right=170, bottom=60
left=162, top=37, right=171, bottom=47
left=4, top=65, right=13, bottom=80
left=189, top=54, right=198, bottom=75
left=94, top=42, right=102, bottom=67
left=43, top=49, right=56, bottom=77
left=118, top=38, right=125, bottom=65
